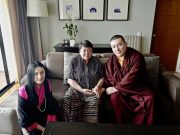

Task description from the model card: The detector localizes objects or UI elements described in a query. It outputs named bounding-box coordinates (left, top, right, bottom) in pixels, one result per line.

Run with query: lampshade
left=27, top=0, right=48, bottom=17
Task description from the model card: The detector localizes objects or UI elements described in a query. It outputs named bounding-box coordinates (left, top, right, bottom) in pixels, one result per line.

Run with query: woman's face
left=79, top=46, right=93, bottom=61
left=34, top=67, right=45, bottom=85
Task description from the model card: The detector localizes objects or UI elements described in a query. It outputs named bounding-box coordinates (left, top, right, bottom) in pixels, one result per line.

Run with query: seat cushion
left=48, top=79, right=69, bottom=100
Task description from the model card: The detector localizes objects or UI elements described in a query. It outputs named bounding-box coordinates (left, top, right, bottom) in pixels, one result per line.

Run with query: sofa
left=21, top=52, right=180, bottom=124
left=0, top=107, right=23, bottom=135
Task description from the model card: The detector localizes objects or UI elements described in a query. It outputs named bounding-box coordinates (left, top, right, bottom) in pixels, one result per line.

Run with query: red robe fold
left=104, top=48, right=154, bottom=125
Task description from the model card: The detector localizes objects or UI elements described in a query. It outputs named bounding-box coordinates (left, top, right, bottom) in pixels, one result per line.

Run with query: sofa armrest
left=160, top=71, right=180, bottom=123
left=161, top=71, right=180, bottom=103
left=41, top=60, right=46, bottom=66
left=0, top=108, right=23, bottom=135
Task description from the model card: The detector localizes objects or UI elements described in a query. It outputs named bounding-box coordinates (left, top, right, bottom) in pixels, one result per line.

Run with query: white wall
left=39, top=0, right=157, bottom=55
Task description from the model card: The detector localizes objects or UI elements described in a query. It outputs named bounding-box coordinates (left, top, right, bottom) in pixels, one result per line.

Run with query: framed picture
left=107, top=0, right=129, bottom=20
left=82, top=0, right=104, bottom=21
left=58, top=0, right=80, bottom=20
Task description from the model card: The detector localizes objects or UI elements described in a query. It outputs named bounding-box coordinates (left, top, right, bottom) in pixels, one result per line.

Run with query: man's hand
left=106, top=87, right=118, bottom=95
left=92, top=87, right=105, bottom=98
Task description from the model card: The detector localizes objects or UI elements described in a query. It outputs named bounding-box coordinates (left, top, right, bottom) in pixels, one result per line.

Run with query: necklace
left=38, top=96, right=46, bottom=112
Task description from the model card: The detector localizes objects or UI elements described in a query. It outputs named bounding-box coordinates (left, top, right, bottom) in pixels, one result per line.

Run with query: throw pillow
left=64, top=52, right=79, bottom=84
left=46, top=52, right=64, bottom=79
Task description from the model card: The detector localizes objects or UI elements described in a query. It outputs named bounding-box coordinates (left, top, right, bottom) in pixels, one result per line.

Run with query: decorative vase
left=70, top=39, right=75, bottom=47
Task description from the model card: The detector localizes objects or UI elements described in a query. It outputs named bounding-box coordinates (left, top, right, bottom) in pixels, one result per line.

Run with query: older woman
left=64, top=40, right=104, bottom=123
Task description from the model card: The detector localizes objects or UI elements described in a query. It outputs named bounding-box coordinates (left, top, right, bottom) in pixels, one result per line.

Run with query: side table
left=53, top=43, right=112, bottom=53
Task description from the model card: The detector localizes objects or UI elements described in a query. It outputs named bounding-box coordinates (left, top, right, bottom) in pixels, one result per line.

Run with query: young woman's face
left=34, top=67, right=45, bottom=85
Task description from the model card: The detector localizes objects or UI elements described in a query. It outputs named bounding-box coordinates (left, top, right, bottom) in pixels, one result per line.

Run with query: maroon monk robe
left=104, top=47, right=154, bottom=125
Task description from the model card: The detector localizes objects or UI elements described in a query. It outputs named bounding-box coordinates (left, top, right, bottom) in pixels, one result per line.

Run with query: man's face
left=110, top=38, right=127, bottom=57
left=79, top=46, right=93, bottom=60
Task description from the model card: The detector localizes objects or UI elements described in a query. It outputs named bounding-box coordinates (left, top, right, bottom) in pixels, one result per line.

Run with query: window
left=0, top=1, right=17, bottom=94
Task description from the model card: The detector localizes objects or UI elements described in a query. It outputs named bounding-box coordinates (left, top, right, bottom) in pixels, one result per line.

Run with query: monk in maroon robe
left=104, top=35, right=154, bottom=125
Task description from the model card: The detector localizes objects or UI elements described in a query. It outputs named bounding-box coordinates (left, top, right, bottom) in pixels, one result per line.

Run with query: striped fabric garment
left=64, top=88, right=100, bottom=123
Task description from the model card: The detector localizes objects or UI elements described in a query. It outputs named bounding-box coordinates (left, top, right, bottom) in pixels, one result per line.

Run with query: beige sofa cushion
left=48, top=79, right=68, bottom=100
left=145, top=56, right=160, bottom=90
left=64, top=52, right=79, bottom=84
left=46, top=52, right=64, bottom=79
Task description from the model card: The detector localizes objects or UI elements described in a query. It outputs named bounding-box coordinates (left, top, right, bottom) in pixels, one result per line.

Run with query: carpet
left=0, top=90, right=18, bottom=110
left=0, top=83, right=19, bottom=110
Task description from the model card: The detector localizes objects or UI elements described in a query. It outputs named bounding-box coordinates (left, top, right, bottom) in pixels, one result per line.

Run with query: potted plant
left=63, top=14, right=78, bottom=47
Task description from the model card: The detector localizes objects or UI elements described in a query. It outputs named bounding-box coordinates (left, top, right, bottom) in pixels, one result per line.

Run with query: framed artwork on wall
left=82, top=0, right=105, bottom=21
left=58, top=0, right=80, bottom=20
left=107, top=0, right=129, bottom=20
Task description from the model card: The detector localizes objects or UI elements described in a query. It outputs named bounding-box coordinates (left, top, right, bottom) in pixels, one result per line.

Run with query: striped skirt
left=64, top=87, right=100, bottom=123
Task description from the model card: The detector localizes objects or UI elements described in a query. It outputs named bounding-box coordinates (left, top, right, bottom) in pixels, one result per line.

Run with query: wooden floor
left=0, top=71, right=6, bottom=90
left=0, top=83, right=20, bottom=104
